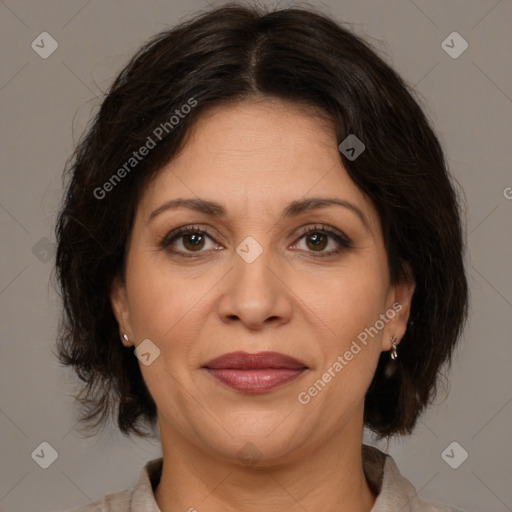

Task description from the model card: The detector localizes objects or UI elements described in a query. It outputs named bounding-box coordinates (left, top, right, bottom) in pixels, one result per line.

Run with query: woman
left=56, top=4, right=468, bottom=511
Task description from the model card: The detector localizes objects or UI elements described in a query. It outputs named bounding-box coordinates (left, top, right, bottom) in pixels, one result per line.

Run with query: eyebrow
left=147, top=196, right=370, bottom=231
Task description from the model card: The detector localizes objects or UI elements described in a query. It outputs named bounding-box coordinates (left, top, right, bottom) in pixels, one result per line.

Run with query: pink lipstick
left=203, top=351, right=307, bottom=393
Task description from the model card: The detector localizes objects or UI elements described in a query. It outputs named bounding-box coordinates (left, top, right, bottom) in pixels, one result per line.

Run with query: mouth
left=203, top=351, right=308, bottom=393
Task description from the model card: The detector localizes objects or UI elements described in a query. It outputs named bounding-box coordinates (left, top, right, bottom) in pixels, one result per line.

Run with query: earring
left=122, top=333, right=130, bottom=346
left=390, top=336, right=399, bottom=360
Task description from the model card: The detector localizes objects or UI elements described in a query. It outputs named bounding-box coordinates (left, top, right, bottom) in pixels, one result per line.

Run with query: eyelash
left=159, top=224, right=353, bottom=259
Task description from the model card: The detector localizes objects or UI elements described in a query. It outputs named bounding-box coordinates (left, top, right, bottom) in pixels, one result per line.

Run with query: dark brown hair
left=55, top=3, right=468, bottom=439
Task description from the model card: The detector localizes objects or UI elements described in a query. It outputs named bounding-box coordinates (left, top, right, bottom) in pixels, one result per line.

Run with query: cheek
left=124, top=249, right=219, bottom=388
left=125, top=249, right=203, bottom=339
left=304, top=259, right=389, bottom=337
left=298, top=257, right=389, bottom=400
left=125, top=253, right=204, bottom=418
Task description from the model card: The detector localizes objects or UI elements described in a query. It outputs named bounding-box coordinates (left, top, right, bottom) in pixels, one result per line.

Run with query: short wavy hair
left=55, top=3, right=468, bottom=439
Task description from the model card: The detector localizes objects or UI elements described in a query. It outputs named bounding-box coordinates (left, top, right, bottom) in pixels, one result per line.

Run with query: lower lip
left=206, top=368, right=306, bottom=393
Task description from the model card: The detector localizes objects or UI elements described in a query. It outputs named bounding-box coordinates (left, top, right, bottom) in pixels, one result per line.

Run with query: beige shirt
left=67, top=445, right=461, bottom=511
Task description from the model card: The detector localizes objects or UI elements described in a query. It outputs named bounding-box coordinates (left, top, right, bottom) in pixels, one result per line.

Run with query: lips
left=204, top=351, right=306, bottom=370
left=203, top=351, right=307, bottom=393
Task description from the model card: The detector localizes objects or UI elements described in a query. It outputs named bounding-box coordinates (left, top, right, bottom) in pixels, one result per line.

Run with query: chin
left=201, top=412, right=312, bottom=466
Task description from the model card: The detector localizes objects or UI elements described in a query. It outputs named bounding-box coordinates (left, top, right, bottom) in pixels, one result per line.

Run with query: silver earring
left=122, top=333, right=129, bottom=346
left=390, top=336, right=399, bottom=360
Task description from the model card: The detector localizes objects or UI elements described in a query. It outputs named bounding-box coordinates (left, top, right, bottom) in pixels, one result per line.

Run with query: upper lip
left=203, top=351, right=307, bottom=370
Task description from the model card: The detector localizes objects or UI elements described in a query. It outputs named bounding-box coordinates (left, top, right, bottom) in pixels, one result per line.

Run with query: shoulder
left=64, top=489, right=132, bottom=512
left=64, top=489, right=131, bottom=512
left=362, top=444, right=464, bottom=512
left=61, top=457, right=163, bottom=512
left=415, top=499, right=464, bottom=512
left=413, top=497, right=463, bottom=512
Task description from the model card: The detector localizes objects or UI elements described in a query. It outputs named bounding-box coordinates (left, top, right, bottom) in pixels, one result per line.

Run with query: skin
left=111, top=97, right=415, bottom=512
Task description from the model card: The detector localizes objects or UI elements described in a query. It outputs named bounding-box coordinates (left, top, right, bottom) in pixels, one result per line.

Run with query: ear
left=110, top=276, right=133, bottom=344
left=381, top=263, right=416, bottom=351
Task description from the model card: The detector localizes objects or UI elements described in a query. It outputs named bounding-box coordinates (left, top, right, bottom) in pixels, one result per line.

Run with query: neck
left=154, top=418, right=376, bottom=512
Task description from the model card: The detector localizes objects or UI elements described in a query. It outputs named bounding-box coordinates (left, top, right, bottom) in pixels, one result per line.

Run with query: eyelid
left=160, top=224, right=224, bottom=247
left=159, top=223, right=353, bottom=256
left=293, top=223, right=352, bottom=246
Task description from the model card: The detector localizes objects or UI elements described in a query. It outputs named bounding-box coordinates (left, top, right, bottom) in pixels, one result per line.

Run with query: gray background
left=1, top=0, right=511, bottom=511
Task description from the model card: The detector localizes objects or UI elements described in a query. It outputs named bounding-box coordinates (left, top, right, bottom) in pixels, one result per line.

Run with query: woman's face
left=111, top=98, right=414, bottom=464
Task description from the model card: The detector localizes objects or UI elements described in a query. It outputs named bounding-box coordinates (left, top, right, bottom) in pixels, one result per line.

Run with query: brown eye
left=160, top=226, right=218, bottom=258
left=305, top=232, right=328, bottom=251
left=161, top=224, right=352, bottom=260
left=182, top=232, right=206, bottom=251
left=293, top=224, right=353, bottom=258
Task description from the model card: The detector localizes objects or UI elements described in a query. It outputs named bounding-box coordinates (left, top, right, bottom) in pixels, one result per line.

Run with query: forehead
left=137, top=98, right=378, bottom=230
left=178, top=98, right=339, bottom=172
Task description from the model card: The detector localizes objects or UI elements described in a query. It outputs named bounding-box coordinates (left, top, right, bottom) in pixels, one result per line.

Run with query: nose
left=217, top=243, right=293, bottom=330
